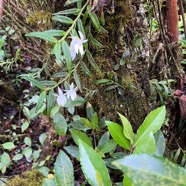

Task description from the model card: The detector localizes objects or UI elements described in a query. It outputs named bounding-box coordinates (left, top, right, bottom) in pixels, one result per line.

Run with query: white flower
left=69, top=31, right=87, bottom=60
left=65, top=83, right=77, bottom=101
left=55, top=87, right=67, bottom=107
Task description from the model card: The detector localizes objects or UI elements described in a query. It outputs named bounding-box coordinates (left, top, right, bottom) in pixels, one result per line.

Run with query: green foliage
left=113, top=154, right=186, bottom=186
left=79, top=140, right=112, bottom=186
left=54, top=150, right=74, bottom=186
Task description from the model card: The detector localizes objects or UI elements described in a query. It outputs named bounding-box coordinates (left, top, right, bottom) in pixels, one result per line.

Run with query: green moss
left=7, top=169, right=44, bottom=186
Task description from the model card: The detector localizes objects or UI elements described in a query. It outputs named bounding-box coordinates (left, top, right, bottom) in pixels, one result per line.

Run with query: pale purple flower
left=55, top=87, right=67, bottom=107
left=69, top=31, right=87, bottom=60
left=65, top=83, right=77, bottom=101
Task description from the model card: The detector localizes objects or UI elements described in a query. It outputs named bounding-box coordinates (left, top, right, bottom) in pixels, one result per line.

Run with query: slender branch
left=58, top=0, right=90, bottom=43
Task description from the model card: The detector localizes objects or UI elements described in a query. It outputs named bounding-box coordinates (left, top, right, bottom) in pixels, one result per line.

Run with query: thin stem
left=58, top=0, right=90, bottom=43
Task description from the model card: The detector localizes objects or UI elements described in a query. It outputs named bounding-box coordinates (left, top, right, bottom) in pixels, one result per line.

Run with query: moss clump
left=7, top=169, right=43, bottom=186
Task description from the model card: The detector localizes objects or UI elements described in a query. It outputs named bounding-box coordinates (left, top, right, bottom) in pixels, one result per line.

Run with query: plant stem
left=58, top=0, right=90, bottom=43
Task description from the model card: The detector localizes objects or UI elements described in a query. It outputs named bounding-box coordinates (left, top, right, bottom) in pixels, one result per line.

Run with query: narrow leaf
left=26, top=32, right=57, bottom=43
left=118, top=113, right=134, bottom=144
left=35, top=91, right=46, bottom=113
left=44, top=30, right=66, bottom=36
left=21, top=76, right=44, bottom=90
left=62, top=40, right=72, bottom=73
left=53, top=42, right=61, bottom=61
left=46, top=89, right=55, bottom=117
left=87, top=5, right=102, bottom=32
left=52, top=15, right=73, bottom=25
left=79, top=140, right=112, bottom=186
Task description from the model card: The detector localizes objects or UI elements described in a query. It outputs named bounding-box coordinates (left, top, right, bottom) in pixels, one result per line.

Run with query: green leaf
left=53, top=8, right=80, bottom=15
left=64, top=0, right=81, bottom=6
left=91, top=112, right=98, bottom=129
left=24, top=137, right=32, bottom=147
left=98, top=139, right=117, bottom=154
left=21, top=76, right=44, bottom=90
left=64, top=146, right=79, bottom=159
left=79, top=140, right=112, bottom=186
left=86, top=102, right=94, bottom=120
left=73, top=70, right=82, bottom=92
left=53, top=112, right=67, bottom=136
left=21, top=120, right=30, bottom=132
left=154, top=130, right=166, bottom=156
left=62, top=40, right=72, bottom=73
left=98, top=131, right=110, bottom=148
left=113, top=154, right=186, bottom=186
left=2, top=142, right=15, bottom=150
left=106, top=121, right=130, bottom=150
left=86, top=50, right=101, bottom=73
left=133, top=132, right=156, bottom=154
left=25, top=32, right=57, bottom=43
left=39, top=133, right=47, bottom=145
left=118, top=113, right=134, bottom=144
left=44, top=29, right=66, bottom=36
left=1, top=153, right=11, bottom=167
left=23, top=148, right=32, bottom=158
left=47, top=89, right=55, bottom=117
left=36, top=91, right=46, bottom=113
left=12, top=154, right=23, bottom=161
left=87, top=5, right=102, bottom=32
left=52, top=15, right=73, bottom=25
left=53, top=42, right=61, bottom=61
left=134, top=106, right=166, bottom=146
left=70, top=129, right=93, bottom=147
left=54, top=150, right=74, bottom=186
left=42, top=178, right=56, bottom=186
left=77, top=19, right=86, bottom=38
left=80, top=117, right=92, bottom=128
left=80, top=61, right=93, bottom=77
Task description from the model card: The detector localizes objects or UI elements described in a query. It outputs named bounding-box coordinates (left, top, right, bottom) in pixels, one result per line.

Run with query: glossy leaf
left=133, top=132, right=156, bottom=154
left=134, top=106, right=166, bottom=146
left=113, top=154, right=186, bottom=186
left=70, top=129, right=93, bottom=147
left=35, top=91, right=46, bottom=113
left=1, top=152, right=11, bottom=167
left=53, top=112, right=67, bottom=136
left=154, top=130, right=166, bottom=156
left=98, top=131, right=110, bottom=148
left=79, top=140, right=112, bottom=186
left=62, top=40, right=72, bottom=73
left=106, top=121, right=130, bottom=150
left=64, top=146, right=79, bottom=159
left=118, top=113, right=134, bottom=144
left=54, top=150, right=74, bottom=186
left=26, top=32, right=57, bottom=43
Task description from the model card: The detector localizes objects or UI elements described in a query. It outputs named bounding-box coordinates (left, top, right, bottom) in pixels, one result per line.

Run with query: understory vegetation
left=0, top=0, right=186, bottom=185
